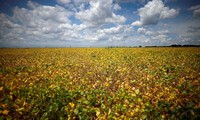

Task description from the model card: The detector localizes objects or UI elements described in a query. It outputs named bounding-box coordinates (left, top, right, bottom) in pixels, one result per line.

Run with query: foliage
left=0, top=48, right=200, bottom=119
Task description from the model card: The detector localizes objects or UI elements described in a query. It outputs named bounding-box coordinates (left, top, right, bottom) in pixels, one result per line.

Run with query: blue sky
left=0, top=0, right=200, bottom=47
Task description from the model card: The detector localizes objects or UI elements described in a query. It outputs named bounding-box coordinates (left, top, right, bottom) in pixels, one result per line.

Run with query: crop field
left=0, top=48, right=200, bottom=119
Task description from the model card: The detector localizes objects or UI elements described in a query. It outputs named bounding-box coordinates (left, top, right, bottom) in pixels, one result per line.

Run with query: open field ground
left=0, top=48, right=200, bottom=119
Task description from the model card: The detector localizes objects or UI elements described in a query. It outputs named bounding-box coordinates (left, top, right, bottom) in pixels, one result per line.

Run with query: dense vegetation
left=0, top=48, right=200, bottom=119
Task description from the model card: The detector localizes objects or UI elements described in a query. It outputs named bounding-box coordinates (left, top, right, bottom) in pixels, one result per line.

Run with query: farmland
left=0, top=47, right=200, bottom=119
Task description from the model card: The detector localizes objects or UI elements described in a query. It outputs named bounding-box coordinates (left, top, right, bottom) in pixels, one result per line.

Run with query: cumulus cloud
left=0, top=1, right=76, bottom=47
left=56, top=0, right=89, bottom=9
left=115, top=0, right=146, bottom=4
left=137, top=27, right=169, bottom=36
left=137, top=27, right=153, bottom=35
left=56, top=0, right=71, bottom=5
left=189, top=5, right=200, bottom=17
left=99, top=25, right=134, bottom=41
left=72, top=0, right=89, bottom=6
left=152, top=34, right=169, bottom=41
left=1, top=0, right=198, bottom=47
left=14, top=1, right=73, bottom=26
left=136, top=26, right=172, bottom=44
left=113, top=4, right=121, bottom=11
left=78, top=25, right=134, bottom=42
left=132, top=0, right=178, bottom=26
left=98, top=25, right=124, bottom=34
left=75, top=0, right=126, bottom=27
left=0, top=0, right=130, bottom=47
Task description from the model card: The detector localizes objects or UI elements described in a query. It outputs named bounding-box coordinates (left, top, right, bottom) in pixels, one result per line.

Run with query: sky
left=0, top=0, right=200, bottom=47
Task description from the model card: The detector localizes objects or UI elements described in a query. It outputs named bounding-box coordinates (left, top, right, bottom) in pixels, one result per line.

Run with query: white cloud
left=56, top=0, right=89, bottom=9
left=132, top=0, right=178, bottom=26
left=0, top=0, right=198, bottom=47
left=189, top=5, right=200, bottom=17
left=72, top=0, right=89, bottom=6
left=75, top=25, right=134, bottom=42
left=0, top=1, right=76, bottom=47
left=98, top=25, right=123, bottom=34
left=0, top=0, right=129, bottom=47
left=27, top=1, right=40, bottom=9
left=137, top=27, right=153, bottom=35
left=136, top=26, right=172, bottom=44
left=132, top=21, right=142, bottom=26
left=97, top=25, right=134, bottom=41
left=75, top=0, right=126, bottom=27
left=115, top=0, right=146, bottom=4
left=158, top=30, right=169, bottom=34
left=152, top=34, right=168, bottom=41
left=137, top=27, right=145, bottom=33
left=12, top=2, right=73, bottom=26
left=56, top=0, right=71, bottom=5
left=113, top=4, right=121, bottom=11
